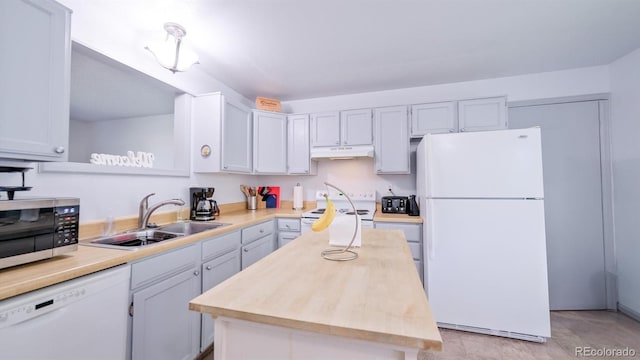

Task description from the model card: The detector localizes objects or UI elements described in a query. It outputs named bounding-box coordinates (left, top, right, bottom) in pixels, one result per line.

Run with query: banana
left=312, top=196, right=336, bottom=232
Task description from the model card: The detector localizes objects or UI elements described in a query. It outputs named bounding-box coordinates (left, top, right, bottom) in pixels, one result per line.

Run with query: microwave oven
left=0, top=198, right=80, bottom=270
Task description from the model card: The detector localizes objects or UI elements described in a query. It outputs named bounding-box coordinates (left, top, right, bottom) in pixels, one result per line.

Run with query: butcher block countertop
left=189, top=228, right=442, bottom=350
left=0, top=205, right=422, bottom=301
left=0, top=207, right=304, bottom=301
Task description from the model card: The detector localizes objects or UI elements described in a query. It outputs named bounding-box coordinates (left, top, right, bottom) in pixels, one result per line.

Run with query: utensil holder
left=247, top=196, right=257, bottom=210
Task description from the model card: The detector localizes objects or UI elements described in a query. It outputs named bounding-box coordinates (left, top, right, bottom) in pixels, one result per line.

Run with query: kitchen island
left=189, top=228, right=442, bottom=359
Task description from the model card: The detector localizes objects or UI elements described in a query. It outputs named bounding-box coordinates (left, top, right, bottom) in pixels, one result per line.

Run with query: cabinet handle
left=206, top=265, right=212, bottom=270
left=460, top=128, right=466, bottom=132
left=243, top=248, right=249, bottom=252
left=344, top=141, right=348, bottom=145
left=259, top=229, right=264, bottom=233
left=223, top=165, right=228, bottom=169
left=194, top=270, right=200, bottom=276
left=335, top=140, right=340, bottom=144
left=449, top=129, right=455, bottom=133
left=54, top=146, right=65, bottom=154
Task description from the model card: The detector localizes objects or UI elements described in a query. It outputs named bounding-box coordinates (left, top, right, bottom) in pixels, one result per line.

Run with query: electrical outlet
left=387, top=184, right=393, bottom=194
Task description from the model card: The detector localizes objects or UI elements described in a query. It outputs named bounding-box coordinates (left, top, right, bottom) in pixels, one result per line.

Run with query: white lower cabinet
left=130, top=244, right=201, bottom=360
left=241, top=235, right=274, bottom=269
left=241, top=220, right=275, bottom=269
left=129, top=224, right=277, bottom=358
left=374, top=222, right=423, bottom=284
left=200, top=231, right=241, bottom=351
left=201, top=251, right=241, bottom=350
left=277, top=218, right=301, bottom=248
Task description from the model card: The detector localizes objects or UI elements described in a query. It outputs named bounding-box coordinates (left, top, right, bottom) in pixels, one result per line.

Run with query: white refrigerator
left=417, top=127, right=551, bottom=342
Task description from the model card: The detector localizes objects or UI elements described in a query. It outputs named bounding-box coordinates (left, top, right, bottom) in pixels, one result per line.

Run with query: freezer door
left=425, top=128, right=544, bottom=198
left=423, top=198, right=550, bottom=338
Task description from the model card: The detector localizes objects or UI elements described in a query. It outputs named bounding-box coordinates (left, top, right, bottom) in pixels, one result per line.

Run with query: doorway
left=509, top=99, right=609, bottom=310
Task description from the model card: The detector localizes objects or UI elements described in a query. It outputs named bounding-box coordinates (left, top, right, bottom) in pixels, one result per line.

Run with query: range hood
left=310, top=145, right=374, bottom=160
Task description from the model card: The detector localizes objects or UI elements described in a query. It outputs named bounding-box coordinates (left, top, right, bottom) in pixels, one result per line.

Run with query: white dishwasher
left=0, top=264, right=131, bottom=360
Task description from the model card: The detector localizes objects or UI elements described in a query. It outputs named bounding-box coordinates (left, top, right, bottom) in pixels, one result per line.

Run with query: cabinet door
left=310, top=112, right=340, bottom=147
left=192, top=93, right=222, bottom=172
left=201, top=250, right=241, bottom=351
left=458, top=97, right=507, bottom=132
left=278, top=232, right=300, bottom=248
left=131, top=268, right=201, bottom=360
left=287, top=114, right=312, bottom=174
left=253, top=110, right=287, bottom=174
left=375, top=222, right=423, bottom=283
left=0, top=0, right=71, bottom=161
left=374, top=106, right=410, bottom=174
left=410, top=102, right=457, bottom=136
left=341, top=109, right=373, bottom=146
left=241, top=234, right=274, bottom=270
left=221, top=98, right=252, bottom=172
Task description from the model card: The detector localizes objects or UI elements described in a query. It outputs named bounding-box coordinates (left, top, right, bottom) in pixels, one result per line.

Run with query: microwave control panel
left=54, top=205, right=79, bottom=247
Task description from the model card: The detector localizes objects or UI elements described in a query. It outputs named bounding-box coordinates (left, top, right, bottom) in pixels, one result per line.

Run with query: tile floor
left=420, top=311, right=640, bottom=359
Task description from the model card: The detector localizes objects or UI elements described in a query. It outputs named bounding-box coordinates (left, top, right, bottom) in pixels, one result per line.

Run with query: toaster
left=381, top=196, right=409, bottom=214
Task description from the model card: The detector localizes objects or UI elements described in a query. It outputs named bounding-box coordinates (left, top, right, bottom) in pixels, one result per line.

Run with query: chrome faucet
left=138, top=193, right=156, bottom=228
left=139, top=194, right=185, bottom=229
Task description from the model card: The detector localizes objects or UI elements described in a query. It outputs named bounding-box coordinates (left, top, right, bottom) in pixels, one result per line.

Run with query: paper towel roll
left=293, top=183, right=303, bottom=210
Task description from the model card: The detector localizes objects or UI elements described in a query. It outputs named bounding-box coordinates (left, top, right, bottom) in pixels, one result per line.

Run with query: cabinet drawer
left=202, top=230, right=241, bottom=261
left=278, top=218, right=301, bottom=232
left=131, top=244, right=199, bottom=289
left=278, top=231, right=300, bottom=248
left=242, top=220, right=273, bottom=244
left=374, top=222, right=422, bottom=242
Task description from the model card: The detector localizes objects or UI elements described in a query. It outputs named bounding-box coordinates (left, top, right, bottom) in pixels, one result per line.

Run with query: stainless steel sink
left=156, top=221, right=229, bottom=235
left=82, top=221, right=229, bottom=250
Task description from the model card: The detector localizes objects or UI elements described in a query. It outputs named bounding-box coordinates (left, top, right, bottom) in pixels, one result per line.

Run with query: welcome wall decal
left=90, top=151, right=155, bottom=168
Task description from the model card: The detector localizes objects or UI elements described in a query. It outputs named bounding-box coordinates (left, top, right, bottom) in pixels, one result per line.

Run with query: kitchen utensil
left=247, top=196, right=257, bottom=210
left=240, top=185, right=250, bottom=197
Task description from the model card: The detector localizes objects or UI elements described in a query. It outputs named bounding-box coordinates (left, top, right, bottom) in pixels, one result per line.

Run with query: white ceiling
left=74, top=0, right=640, bottom=101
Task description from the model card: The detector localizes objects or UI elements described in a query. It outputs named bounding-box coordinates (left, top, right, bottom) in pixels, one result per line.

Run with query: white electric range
left=301, top=190, right=376, bottom=233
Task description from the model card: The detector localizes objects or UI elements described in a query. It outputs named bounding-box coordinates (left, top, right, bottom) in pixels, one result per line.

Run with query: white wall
left=78, top=114, right=174, bottom=169
left=268, top=66, right=610, bottom=202
left=68, top=119, right=93, bottom=162
left=610, top=48, right=640, bottom=316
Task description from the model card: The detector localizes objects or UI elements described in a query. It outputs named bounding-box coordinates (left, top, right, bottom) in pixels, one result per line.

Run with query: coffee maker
left=190, top=187, right=220, bottom=221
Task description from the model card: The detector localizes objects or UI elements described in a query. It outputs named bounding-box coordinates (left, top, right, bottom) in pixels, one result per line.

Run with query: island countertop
left=189, top=228, right=442, bottom=351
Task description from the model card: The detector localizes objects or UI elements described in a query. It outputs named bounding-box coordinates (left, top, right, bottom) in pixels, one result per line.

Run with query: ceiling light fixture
left=145, top=22, right=199, bottom=74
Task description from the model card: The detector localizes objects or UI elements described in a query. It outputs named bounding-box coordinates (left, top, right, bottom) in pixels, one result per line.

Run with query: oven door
left=301, top=217, right=317, bottom=234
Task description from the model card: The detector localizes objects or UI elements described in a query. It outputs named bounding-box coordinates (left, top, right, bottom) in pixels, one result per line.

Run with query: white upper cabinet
left=222, top=99, right=252, bottom=172
left=410, top=102, right=457, bottom=137
left=458, top=97, right=507, bottom=132
left=409, top=97, right=507, bottom=137
left=0, top=0, right=71, bottom=161
left=253, top=110, right=287, bottom=174
left=310, top=109, right=373, bottom=148
left=287, top=114, right=316, bottom=175
left=192, top=93, right=252, bottom=173
left=310, top=112, right=340, bottom=146
left=340, top=109, right=373, bottom=146
left=374, top=106, right=410, bottom=174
